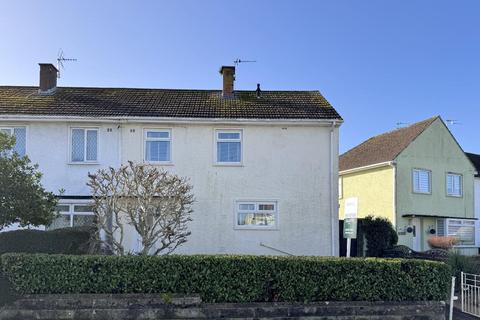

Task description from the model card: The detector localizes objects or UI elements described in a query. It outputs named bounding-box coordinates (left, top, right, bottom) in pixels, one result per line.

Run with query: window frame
left=0, top=125, right=27, bottom=156
left=412, top=168, right=432, bottom=195
left=234, top=200, right=279, bottom=230
left=48, top=202, right=95, bottom=229
left=143, top=128, right=173, bottom=164
left=214, top=129, right=243, bottom=166
left=436, top=218, right=476, bottom=247
left=69, top=127, right=99, bottom=164
left=446, top=172, right=463, bottom=198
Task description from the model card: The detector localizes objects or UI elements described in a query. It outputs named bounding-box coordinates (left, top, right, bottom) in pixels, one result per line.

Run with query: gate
left=462, top=272, right=480, bottom=317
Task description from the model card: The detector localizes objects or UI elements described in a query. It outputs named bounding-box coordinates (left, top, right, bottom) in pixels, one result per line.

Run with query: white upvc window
left=437, top=218, right=475, bottom=246
left=235, top=201, right=278, bottom=229
left=215, top=129, right=242, bottom=164
left=47, top=204, right=95, bottom=230
left=446, top=173, right=463, bottom=197
left=144, top=129, right=171, bottom=163
left=412, top=169, right=431, bottom=194
left=0, top=126, right=26, bottom=156
left=70, top=128, right=98, bottom=163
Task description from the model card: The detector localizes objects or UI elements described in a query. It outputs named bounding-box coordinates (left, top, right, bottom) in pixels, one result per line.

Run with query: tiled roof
left=466, top=153, right=480, bottom=177
left=340, top=116, right=438, bottom=172
left=0, top=86, right=342, bottom=120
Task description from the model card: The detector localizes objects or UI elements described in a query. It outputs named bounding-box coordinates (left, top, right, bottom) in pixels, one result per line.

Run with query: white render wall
left=0, top=120, right=339, bottom=256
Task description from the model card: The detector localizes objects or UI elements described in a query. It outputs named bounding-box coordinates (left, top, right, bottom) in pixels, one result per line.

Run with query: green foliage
left=0, top=132, right=57, bottom=230
left=0, top=227, right=93, bottom=255
left=362, top=215, right=398, bottom=257
left=1, top=254, right=451, bottom=302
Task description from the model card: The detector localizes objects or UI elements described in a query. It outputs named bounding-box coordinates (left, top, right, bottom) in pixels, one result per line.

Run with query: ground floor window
left=47, top=203, right=95, bottom=230
left=235, top=201, right=278, bottom=229
left=436, top=218, right=475, bottom=246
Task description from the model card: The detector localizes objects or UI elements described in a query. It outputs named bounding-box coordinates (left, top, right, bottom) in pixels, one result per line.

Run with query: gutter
left=0, top=114, right=344, bottom=126
left=339, top=161, right=395, bottom=175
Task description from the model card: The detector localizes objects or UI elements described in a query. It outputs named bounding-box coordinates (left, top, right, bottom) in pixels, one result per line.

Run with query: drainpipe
left=330, top=120, right=338, bottom=256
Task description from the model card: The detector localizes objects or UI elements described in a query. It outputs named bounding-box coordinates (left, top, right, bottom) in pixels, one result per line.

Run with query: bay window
left=437, top=218, right=475, bottom=246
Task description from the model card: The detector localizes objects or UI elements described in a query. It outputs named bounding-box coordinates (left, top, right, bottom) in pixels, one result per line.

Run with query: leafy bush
left=362, top=215, right=398, bottom=257
left=0, top=132, right=57, bottom=230
left=0, top=227, right=93, bottom=255
left=1, top=254, right=451, bottom=302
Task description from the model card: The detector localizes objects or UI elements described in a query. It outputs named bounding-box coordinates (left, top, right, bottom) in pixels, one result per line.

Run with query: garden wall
left=0, top=294, right=446, bottom=320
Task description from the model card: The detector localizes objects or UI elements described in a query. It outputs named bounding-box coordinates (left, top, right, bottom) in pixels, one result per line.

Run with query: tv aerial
left=396, top=122, right=410, bottom=129
left=234, top=58, right=256, bottom=66
left=56, top=49, right=77, bottom=78
left=445, top=119, right=461, bottom=126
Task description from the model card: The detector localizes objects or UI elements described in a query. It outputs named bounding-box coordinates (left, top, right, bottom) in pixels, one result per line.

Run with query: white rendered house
left=0, top=64, right=343, bottom=256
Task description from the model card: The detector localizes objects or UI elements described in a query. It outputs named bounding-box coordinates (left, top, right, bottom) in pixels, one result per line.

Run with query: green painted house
left=339, top=116, right=476, bottom=253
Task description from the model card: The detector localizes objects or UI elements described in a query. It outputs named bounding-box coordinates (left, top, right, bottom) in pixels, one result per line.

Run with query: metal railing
left=461, top=272, right=480, bottom=317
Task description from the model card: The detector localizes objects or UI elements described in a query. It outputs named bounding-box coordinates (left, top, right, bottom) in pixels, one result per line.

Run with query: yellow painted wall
left=339, top=165, right=395, bottom=224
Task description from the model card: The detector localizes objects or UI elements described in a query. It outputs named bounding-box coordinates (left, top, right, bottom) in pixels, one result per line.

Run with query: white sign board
left=344, top=197, right=358, bottom=219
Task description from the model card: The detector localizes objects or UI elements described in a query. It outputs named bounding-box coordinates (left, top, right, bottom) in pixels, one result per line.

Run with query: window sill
left=234, top=226, right=279, bottom=231
left=144, top=161, right=174, bottom=166
left=412, top=191, right=432, bottom=195
left=68, top=162, right=100, bottom=165
left=214, top=163, right=244, bottom=167
left=446, top=194, right=463, bottom=198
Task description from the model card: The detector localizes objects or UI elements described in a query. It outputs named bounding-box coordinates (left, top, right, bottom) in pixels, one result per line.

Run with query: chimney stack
left=219, top=66, right=235, bottom=98
left=38, top=63, right=58, bottom=94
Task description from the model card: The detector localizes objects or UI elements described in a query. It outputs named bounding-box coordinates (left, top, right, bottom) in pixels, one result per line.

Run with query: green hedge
left=1, top=254, right=450, bottom=302
left=0, top=227, right=93, bottom=255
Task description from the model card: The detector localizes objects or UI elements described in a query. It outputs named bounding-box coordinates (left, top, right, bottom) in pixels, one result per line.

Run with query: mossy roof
left=0, top=86, right=342, bottom=120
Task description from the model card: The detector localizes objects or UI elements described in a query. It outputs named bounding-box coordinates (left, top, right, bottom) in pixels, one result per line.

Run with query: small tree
left=0, top=132, right=57, bottom=231
left=88, top=161, right=194, bottom=255
left=361, top=215, right=398, bottom=257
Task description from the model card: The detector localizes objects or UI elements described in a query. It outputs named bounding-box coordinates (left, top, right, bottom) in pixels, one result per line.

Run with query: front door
left=411, top=218, right=422, bottom=251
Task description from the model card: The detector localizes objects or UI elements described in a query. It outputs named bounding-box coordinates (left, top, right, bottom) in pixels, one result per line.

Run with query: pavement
left=448, top=305, right=479, bottom=320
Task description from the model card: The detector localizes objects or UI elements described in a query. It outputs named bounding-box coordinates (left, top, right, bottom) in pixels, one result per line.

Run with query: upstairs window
left=0, top=126, right=26, bottom=156
left=446, top=173, right=463, bottom=197
left=236, top=201, right=277, bottom=229
left=437, top=218, right=475, bottom=246
left=216, top=130, right=242, bottom=164
left=144, top=129, right=171, bottom=163
left=412, top=169, right=431, bottom=194
left=71, top=128, right=98, bottom=163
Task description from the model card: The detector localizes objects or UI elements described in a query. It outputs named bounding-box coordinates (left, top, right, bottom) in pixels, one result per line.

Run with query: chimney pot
left=219, top=66, right=235, bottom=98
left=38, top=63, right=58, bottom=94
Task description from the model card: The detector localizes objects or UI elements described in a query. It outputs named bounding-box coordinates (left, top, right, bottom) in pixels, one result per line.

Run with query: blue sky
left=0, top=1, right=479, bottom=153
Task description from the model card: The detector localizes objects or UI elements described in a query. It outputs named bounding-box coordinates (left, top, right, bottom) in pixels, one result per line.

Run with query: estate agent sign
left=343, top=197, right=358, bottom=239
left=343, top=197, right=358, bottom=257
